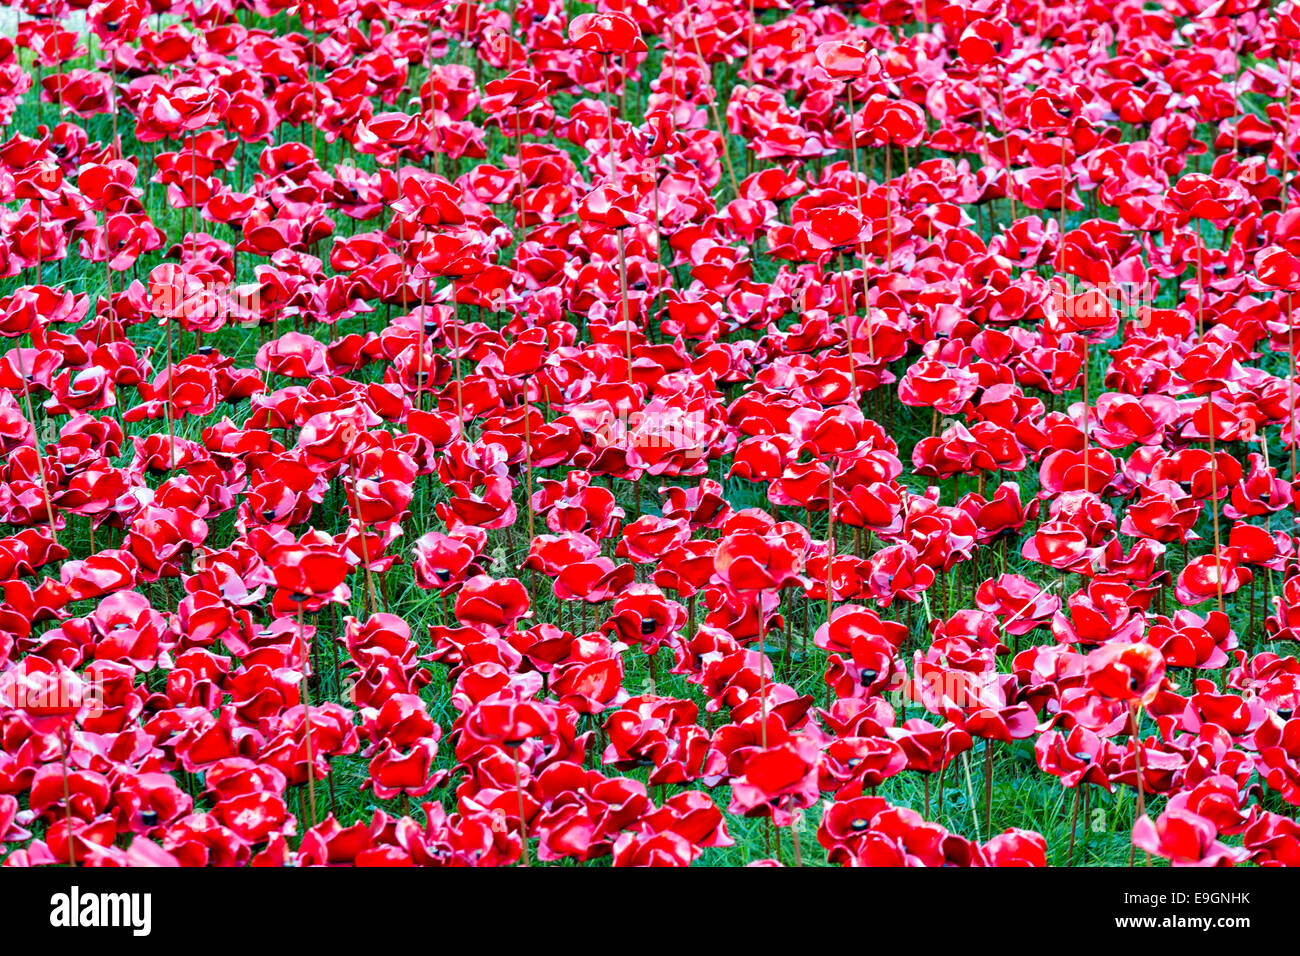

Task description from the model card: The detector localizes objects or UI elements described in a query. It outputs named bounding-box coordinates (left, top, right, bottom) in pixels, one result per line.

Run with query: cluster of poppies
left=1, top=0, right=1299, bottom=868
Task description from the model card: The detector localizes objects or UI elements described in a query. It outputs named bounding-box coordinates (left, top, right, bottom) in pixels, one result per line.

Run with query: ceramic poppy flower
left=728, top=735, right=821, bottom=827
left=263, top=535, right=352, bottom=611
left=713, top=531, right=809, bottom=592
left=1085, top=641, right=1166, bottom=705
left=454, top=575, right=532, bottom=633
left=0, top=656, right=85, bottom=734
left=1175, top=550, right=1252, bottom=606
left=462, top=698, right=559, bottom=752
left=1132, top=808, right=1250, bottom=866
left=814, top=41, right=875, bottom=79
left=568, top=13, right=648, bottom=56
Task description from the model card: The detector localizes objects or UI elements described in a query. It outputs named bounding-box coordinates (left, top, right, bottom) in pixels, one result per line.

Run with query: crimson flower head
left=568, top=13, right=647, bottom=55
left=1026, top=89, right=1085, bottom=134
left=1085, top=640, right=1166, bottom=705
left=455, top=574, right=532, bottom=632
left=1164, top=174, right=1249, bottom=228
left=634, top=110, right=683, bottom=159
left=0, top=656, right=85, bottom=734
left=1256, top=245, right=1300, bottom=291
left=1132, top=808, right=1249, bottom=867
left=1175, top=550, right=1251, bottom=607
left=462, top=697, right=558, bottom=748
left=861, top=96, right=927, bottom=149
left=984, top=829, right=1049, bottom=867
left=728, top=735, right=821, bottom=826
left=578, top=184, right=645, bottom=229
left=713, top=531, right=809, bottom=592
left=802, top=203, right=869, bottom=251
left=481, top=69, right=550, bottom=112
left=90, top=0, right=146, bottom=43
left=814, top=41, right=875, bottom=79
left=957, top=18, right=1015, bottom=66
left=136, top=83, right=229, bottom=141
left=264, top=533, right=351, bottom=611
